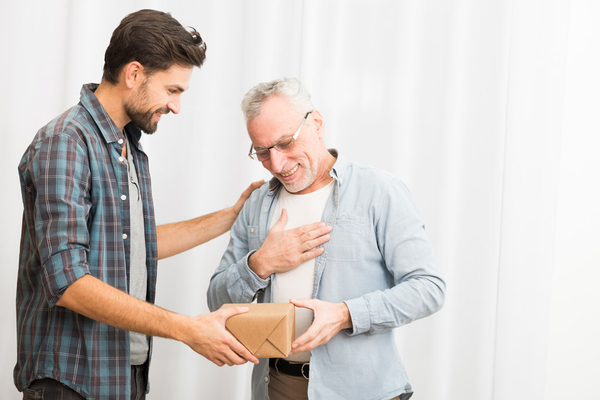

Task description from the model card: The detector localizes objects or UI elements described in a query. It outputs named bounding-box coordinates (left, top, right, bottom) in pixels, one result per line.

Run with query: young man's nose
left=167, top=96, right=181, bottom=114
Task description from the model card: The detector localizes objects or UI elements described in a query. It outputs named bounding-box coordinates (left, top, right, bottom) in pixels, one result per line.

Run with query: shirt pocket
left=326, top=214, right=365, bottom=262
left=247, top=226, right=260, bottom=251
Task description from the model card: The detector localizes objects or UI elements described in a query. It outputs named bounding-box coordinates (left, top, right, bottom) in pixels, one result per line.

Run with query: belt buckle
left=301, top=363, right=309, bottom=380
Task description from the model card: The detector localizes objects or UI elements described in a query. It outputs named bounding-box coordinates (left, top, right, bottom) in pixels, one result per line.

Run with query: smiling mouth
left=280, top=164, right=299, bottom=177
left=156, top=108, right=170, bottom=118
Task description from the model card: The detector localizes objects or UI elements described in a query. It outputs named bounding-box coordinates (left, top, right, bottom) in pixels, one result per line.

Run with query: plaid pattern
left=15, top=84, right=158, bottom=399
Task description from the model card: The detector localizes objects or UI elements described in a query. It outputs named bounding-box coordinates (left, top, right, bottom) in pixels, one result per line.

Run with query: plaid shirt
left=15, top=84, right=158, bottom=399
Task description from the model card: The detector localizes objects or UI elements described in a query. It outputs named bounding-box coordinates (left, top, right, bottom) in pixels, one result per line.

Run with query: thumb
left=246, top=179, right=265, bottom=193
left=218, top=305, right=249, bottom=321
left=290, top=298, right=312, bottom=310
left=272, top=208, right=289, bottom=231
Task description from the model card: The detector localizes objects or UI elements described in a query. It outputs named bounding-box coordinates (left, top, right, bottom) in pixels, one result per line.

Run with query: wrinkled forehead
left=246, top=96, right=304, bottom=145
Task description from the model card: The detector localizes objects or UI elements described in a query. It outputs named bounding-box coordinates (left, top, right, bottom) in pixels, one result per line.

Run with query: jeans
left=23, top=379, right=84, bottom=400
left=131, top=363, right=147, bottom=400
left=23, top=364, right=147, bottom=400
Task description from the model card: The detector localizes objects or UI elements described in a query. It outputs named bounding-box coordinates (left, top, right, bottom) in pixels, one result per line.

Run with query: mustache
left=155, top=107, right=170, bottom=115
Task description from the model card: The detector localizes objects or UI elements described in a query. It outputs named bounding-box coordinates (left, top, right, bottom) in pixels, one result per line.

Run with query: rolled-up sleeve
left=30, top=133, right=92, bottom=306
left=345, top=176, right=445, bottom=335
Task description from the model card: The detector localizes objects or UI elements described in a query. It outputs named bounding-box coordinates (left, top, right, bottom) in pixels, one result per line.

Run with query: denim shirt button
left=264, top=376, right=269, bottom=382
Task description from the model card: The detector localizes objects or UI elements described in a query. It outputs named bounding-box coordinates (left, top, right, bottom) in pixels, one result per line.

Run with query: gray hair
left=241, top=77, right=315, bottom=121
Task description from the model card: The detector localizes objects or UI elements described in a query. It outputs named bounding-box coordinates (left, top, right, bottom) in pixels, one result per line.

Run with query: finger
left=291, top=324, right=321, bottom=354
left=271, top=208, right=289, bottom=231
left=297, top=246, right=326, bottom=263
left=247, top=179, right=265, bottom=192
left=221, top=348, right=249, bottom=366
left=212, top=357, right=225, bottom=367
left=229, top=340, right=259, bottom=364
left=235, top=180, right=265, bottom=209
left=217, top=306, right=249, bottom=321
left=294, top=221, right=331, bottom=237
left=289, top=298, right=315, bottom=310
left=300, top=234, right=331, bottom=252
left=292, top=335, right=324, bottom=354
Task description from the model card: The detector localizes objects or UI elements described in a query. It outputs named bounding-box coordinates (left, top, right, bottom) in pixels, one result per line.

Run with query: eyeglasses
left=248, top=111, right=313, bottom=161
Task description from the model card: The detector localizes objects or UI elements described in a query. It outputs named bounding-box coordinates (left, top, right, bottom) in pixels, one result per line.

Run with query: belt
left=269, top=358, right=310, bottom=379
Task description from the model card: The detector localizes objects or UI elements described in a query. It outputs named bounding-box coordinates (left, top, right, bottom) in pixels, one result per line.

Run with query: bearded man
left=13, top=10, right=322, bottom=399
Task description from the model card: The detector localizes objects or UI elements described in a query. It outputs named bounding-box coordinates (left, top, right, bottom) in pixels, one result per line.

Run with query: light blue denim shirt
left=207, top=150, right=445, bottom=400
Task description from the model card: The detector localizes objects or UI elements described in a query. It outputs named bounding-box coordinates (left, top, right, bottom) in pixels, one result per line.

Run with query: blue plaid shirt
left=15, top=84, right=158, bottom=399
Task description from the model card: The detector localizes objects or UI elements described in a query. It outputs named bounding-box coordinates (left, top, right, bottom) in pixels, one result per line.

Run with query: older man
left=207, top=77, right=445, bottom=400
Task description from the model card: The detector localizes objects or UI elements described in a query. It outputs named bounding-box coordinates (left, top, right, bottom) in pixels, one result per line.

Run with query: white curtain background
left=1, top=1, right=598, bottom=399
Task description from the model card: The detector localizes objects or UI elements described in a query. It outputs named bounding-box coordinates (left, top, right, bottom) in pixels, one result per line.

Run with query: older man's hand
left=248, top=209, right=332, bottom=279
left=288, top=299, right=353, bottom=354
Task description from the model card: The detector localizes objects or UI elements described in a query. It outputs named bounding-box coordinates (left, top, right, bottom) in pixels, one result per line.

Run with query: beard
left=278, top=158, right=319, bottom=194
left=124, top=80, right=169, bottom=134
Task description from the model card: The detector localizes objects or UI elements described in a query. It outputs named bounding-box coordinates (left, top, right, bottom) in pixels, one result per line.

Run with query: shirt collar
left=328, top=148, right=349, bottom=186
left=79, top=83, right=142, bottom=145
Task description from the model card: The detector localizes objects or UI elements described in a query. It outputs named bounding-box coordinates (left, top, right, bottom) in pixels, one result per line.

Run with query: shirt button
left=118, top=139, right=124, bottom=144
left=264, top=376, right=268, bottom=382
left=118, top=157, right=125, bottom=163
left=250, top=228, right=255, bottom=233
left=122, top=233, right=128, bottom=240
left=121, top=195, right=127, bottom=201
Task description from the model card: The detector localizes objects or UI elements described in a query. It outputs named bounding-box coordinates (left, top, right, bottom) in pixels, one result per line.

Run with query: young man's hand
left=184, top=306, right=259, bottom=366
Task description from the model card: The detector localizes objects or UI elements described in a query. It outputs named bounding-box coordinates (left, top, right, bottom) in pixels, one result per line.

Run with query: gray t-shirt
left=125, top=137, right=149, bottom=365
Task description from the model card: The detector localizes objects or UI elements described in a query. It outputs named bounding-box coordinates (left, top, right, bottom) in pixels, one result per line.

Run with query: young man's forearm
left=156, top=179, right=265, bottom=260
left=56, top=274, right=189, bottom=341
left=55, top=274, right=259, bottom=366
left=157, top=207, right=238, bottom=260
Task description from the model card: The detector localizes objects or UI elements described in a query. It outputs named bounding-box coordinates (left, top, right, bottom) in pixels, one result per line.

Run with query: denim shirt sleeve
left=206, top=188, right=270, bottom=311
left=343, top=174, right=446, bottom=335
left=25, top=133, right=92, bottom=306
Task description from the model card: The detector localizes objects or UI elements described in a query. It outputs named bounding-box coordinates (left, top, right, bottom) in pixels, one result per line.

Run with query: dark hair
left=102, top=9, right=207, bottom=84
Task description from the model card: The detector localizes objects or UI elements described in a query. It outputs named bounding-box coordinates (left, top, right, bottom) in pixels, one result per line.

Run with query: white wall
left=0, top=1, right=598, bottom=399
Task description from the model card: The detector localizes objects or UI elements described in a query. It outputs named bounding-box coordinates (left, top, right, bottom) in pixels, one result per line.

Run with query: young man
left=207, top=78, right=446, bottom=400
left=15, top=10, right=329, bottom=400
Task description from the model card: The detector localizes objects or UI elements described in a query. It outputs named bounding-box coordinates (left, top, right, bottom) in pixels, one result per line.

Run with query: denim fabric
left=208, top=151, right=445, bottom=400
left=23, top=379, right=85, bottom=400
left=130, top=364, right=147, bottom=400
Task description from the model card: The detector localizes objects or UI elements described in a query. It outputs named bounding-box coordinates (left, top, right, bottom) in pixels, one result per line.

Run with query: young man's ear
left=122, top=61, right=144, bottom=89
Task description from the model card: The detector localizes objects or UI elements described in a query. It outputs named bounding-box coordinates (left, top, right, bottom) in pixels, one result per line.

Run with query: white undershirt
left=270, top=180, right=335, bottom=362
left=125, top=137, right=149, bottom=365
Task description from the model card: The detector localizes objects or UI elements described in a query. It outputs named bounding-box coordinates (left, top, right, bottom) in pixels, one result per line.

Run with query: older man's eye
left=277, top=138, right=295, bottom=151
left=256, top=150, right=271, bottom=159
